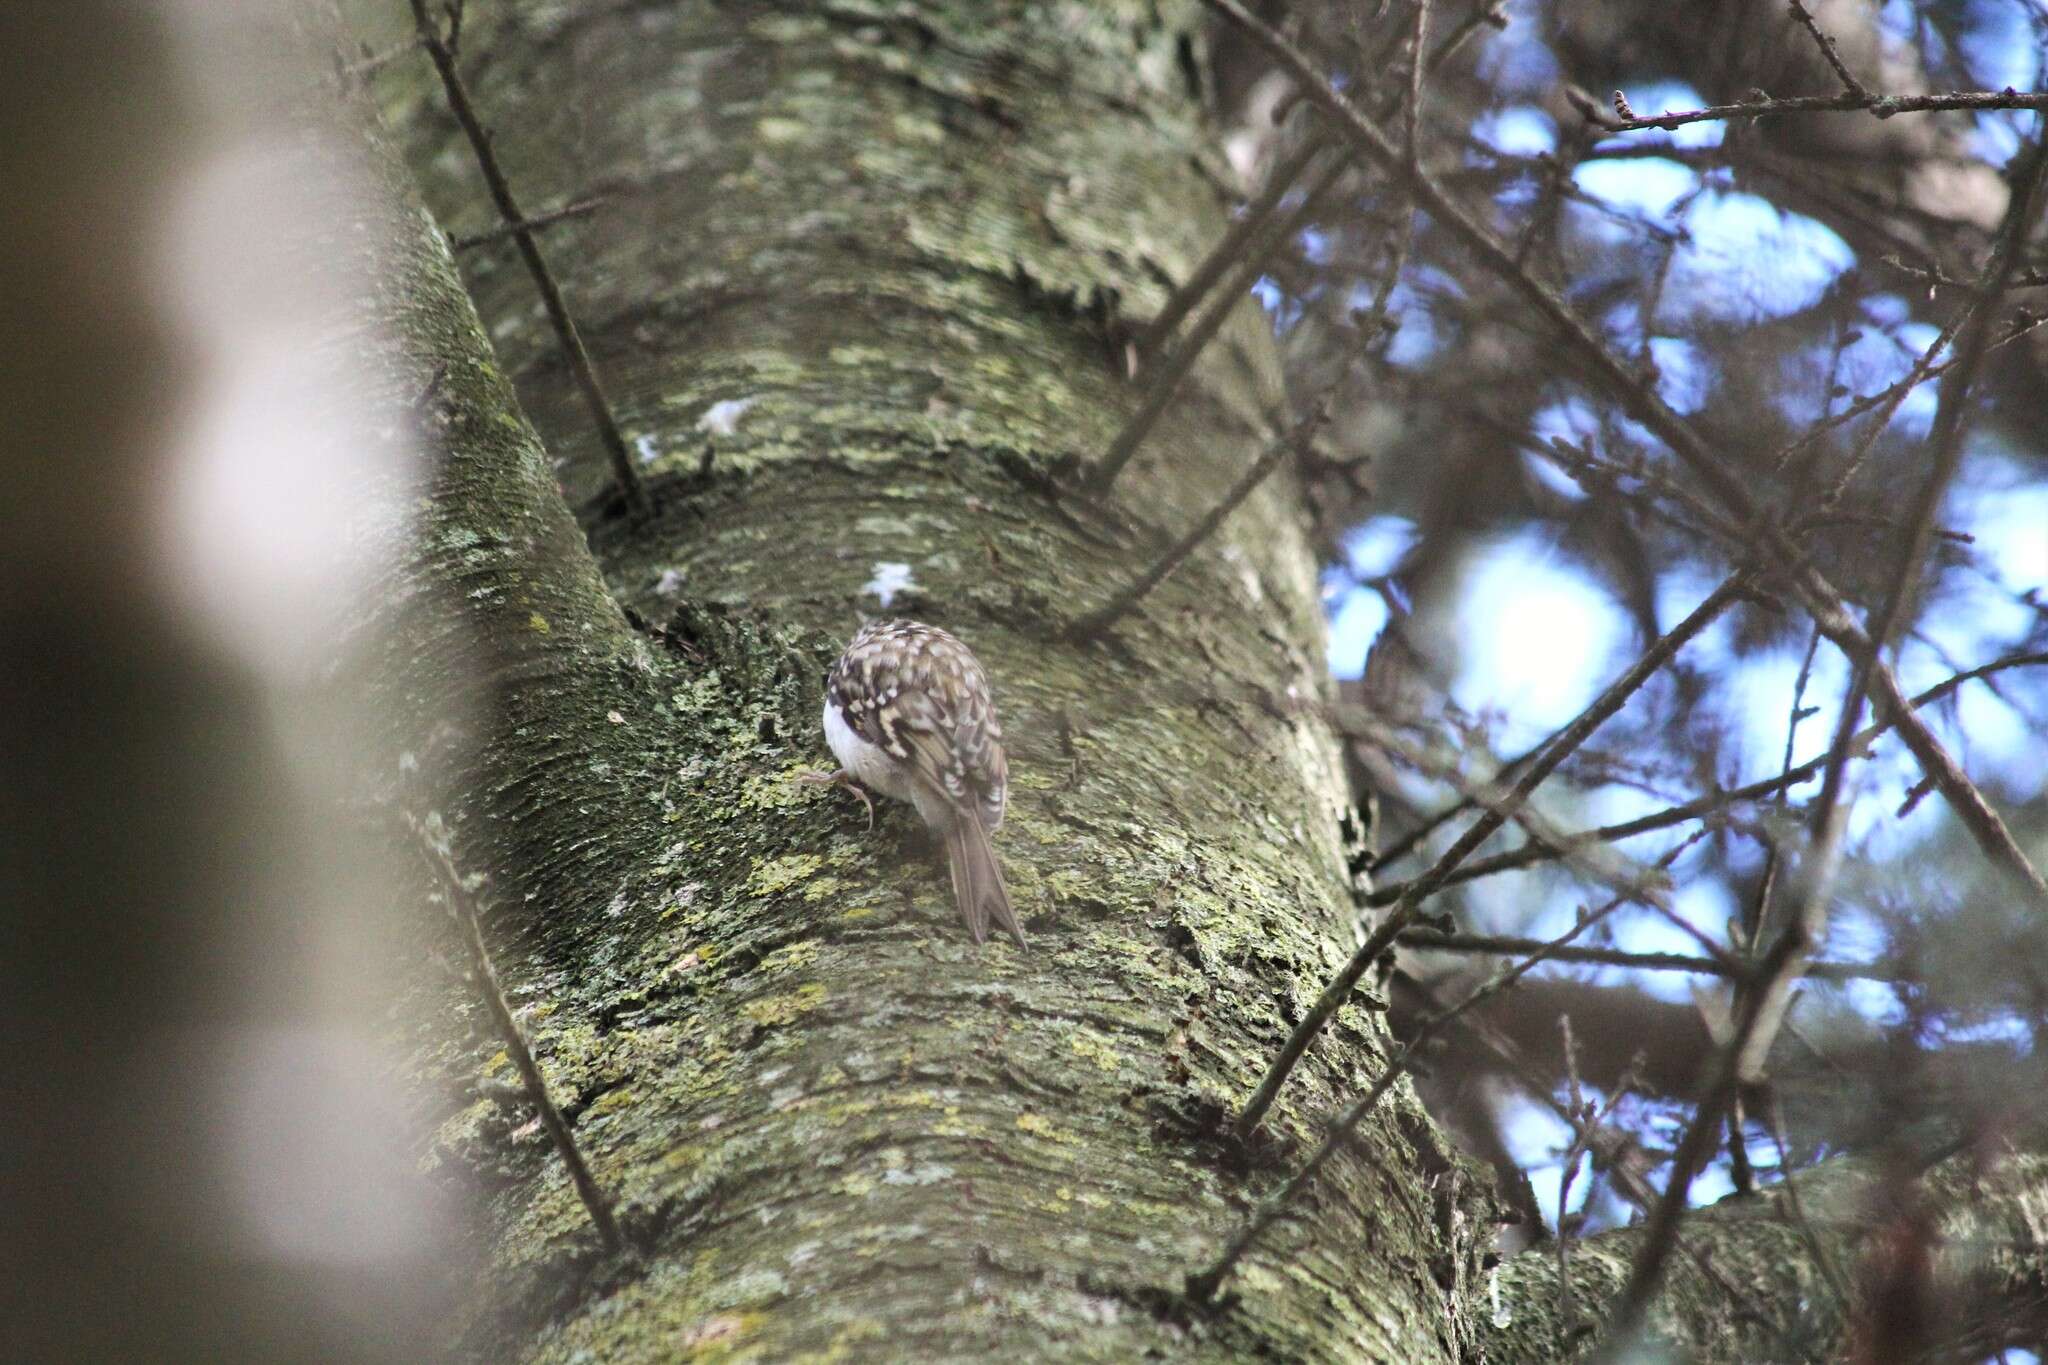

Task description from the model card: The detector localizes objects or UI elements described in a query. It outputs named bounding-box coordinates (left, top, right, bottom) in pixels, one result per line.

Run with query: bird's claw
left=797, top=767, right=876, bottom=830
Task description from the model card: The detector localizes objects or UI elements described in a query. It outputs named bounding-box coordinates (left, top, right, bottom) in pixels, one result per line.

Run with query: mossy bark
left=315, top=2, right=2048, bottom=1360
left=343, top=2, right=1489, bottom=1359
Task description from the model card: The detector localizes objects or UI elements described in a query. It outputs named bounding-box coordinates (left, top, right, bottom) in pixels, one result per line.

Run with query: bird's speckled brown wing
left=827, top=619, right=1007, bottom=830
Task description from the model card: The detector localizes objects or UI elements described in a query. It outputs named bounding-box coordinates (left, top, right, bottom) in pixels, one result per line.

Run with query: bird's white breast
left=823, top=697, right=915, bottom=803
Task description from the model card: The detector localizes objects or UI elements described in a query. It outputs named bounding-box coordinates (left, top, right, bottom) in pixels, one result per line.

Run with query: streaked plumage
left=813, top=620, right=1022, bottom=949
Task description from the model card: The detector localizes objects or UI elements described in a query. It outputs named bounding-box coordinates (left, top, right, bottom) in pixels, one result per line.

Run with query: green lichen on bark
left=304, top=2, right=2048, bottom=1359
left=353, top=1, right=1495, bottom=1360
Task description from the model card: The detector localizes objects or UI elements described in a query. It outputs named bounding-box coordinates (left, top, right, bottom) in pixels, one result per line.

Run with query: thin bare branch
left=1590, top=931, right=1809, bottom=1359
left=1367, top=725, right=1551, bottom=873
left=1862, top=140, right=2047, bottom=691
left=414, top=822, right=625, bottom=1255
left=1345, top=708, right=1735, bottom=965
left=1366, top=649, right=2048, bottom=895
left=449, top=195, right=608, bottom=252
left=1555, top=1018, right=1648, bottom=1328
left=1066, top=404, right=1328, bottom=640
left=1786, top=0, right=1870, bottom=100
left=1752, top=139, right=2048, bottom=1081
left=1424, top=0, right=1508, bottom=71
left=1100, top=0, right=1509, bottom=493
left=1766, top=1096, right=1854, bottom=1307
left=1084, top=154, right=1347, bottom=496
left=1192, top=843, right=1692, bottom=1302
left=1844, top=637, right=2048, bottom=908
left=1141, top=136, right=1327, bottom=356
left=1205, top=0, right=2048, bottom=904
left=1395, top=928, right=1909, bottom=984
left=1234, top=575, right=1746, bottom=1140
left=1138, top=0, right=1507, bottom=362
left=1807, top=135, right=2048, bottom=880
left=1779, top=625, right=1823, bottom=796
left=1811, top=306, right=1971, bottom=506
left=408, top=0, right=649, bottom=516
left=1584, top=87, right=2048, bottom=137
left=1403, top=0, right=1430, bottom=165
left=1555, top=1015, right=1588, bottom=1326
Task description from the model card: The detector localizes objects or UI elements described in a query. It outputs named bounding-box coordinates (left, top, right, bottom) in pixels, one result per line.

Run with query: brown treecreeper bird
left=804, top=619, right=1023, bottom=949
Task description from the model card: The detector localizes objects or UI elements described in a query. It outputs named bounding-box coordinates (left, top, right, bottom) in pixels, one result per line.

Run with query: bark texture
left=330, top=3, right=2048, bottom=1361
left=354, top=2, right=1489, bottom=1360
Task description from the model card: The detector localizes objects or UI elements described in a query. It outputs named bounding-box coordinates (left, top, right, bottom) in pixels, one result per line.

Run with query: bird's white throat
left=822, top=698, right=915, bottom=803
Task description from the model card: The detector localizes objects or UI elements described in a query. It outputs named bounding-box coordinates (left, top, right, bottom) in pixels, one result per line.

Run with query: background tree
left=8, top=0, right=2047, bottom=1361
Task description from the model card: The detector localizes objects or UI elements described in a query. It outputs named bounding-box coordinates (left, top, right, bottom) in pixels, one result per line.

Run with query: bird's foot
left=796, top=767, right=876, bottom=829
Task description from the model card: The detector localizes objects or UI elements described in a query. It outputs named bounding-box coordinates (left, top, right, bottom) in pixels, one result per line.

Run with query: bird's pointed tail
left=944, top=817, right=1024, bottom=951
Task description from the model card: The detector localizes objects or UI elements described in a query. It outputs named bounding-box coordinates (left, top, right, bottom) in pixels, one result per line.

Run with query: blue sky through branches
left=1268, top=0, right=2048, bottom=1235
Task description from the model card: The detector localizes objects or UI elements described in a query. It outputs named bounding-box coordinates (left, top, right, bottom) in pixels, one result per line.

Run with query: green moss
left=590, top=1085, right=638, bottom=1117
left=368, top=0, right=1476, bottom=1359
left=1066, top=1029, right=1123, bottom=1074
left=740, top=982, right=827, bottom=1027
left=759, top=939, right=820, bottom=972
left=1013, top=1111, right=1075, bottom=1144
left=747, top=853, right=824, bottom=897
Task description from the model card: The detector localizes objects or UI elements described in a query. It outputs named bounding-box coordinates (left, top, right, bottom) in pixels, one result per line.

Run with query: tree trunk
left=325, top=4, right=2048, bottom=1362
left=352, top=2, right=1484, bottom=1359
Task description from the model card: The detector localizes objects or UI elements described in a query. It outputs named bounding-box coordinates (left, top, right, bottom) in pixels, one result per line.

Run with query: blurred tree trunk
left=328, top=3, right=2048, bottom=1362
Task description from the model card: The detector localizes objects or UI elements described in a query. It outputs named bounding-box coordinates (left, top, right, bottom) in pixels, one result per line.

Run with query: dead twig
left=407, top=0, right=650, bottom=517
left=1583, top=87, right=2048, bottom=137
left=1589, top=930, right=1809, bottom=1359
left=1191, top=848, right=1686, bottom=1302
left=1555, top=1018, right=1644, bottom=1328
left=1084, top=155, right=1348, bottom=496
left=1206, top=0, right=2048, bottom=905
left=1737, top=138, right=2048, bottom=1087
left=1101, top=0, right=1508, bottom=494
left=1393, top=928, right=1908, bottom=984
left=412, top=816, right=626, bottom=1254
left=1344, top=708, right=1736, bottom=965
left=1367, top=649, right=2048, bottom=894
left=1066, top=403, right=1328, bottom=640
left=1402, top=0, right=1431, bottom=165
left=450, top=195, right=608, bottom=252
left=1786, top=1, right=1870, bottom=101
left=1234, top=575, right=1747, bottom=1140
left=1140, top=136, right=1327, bottom=356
